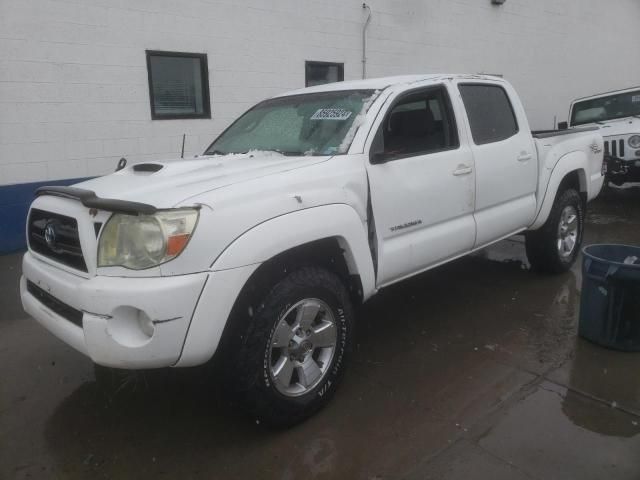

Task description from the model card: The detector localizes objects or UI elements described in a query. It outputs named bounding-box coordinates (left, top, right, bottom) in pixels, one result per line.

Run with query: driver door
left=365, top=84, right=476, bottom=286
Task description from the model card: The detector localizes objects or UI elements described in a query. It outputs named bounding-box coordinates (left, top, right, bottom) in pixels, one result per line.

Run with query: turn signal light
left=167, top=233, right=191, bottom=257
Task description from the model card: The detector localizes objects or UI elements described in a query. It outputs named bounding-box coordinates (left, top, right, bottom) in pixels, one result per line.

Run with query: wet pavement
left=1, top=185, right=640, bottom=480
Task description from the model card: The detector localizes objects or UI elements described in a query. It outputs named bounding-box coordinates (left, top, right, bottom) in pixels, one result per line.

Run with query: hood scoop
left=133, top=163, right=164, bottom=173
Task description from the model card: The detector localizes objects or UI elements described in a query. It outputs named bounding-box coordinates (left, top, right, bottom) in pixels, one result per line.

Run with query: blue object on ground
left=579, top=244, right=640, bottom=351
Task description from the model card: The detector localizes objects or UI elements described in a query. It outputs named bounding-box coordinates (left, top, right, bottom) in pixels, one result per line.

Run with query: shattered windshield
left=204, top=90, right=376, bottom=157
left=571, top=89, right=640, bottom=126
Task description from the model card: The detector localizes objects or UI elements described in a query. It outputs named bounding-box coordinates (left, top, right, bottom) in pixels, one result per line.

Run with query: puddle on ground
left=587, top=213, right=633, bottom=225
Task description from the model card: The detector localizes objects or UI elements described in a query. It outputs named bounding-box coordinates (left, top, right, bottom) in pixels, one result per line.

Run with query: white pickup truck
left=21, top=74, right=604, bottom=425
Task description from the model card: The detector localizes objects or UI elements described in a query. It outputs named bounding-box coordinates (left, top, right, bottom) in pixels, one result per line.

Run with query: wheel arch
left=211, top=204, right=376, bottom=299
left=213, top=236, right=370, bottom=368
left=232, top=237, right=366, bottom=309
left=530, top=152, right=588, bottom=231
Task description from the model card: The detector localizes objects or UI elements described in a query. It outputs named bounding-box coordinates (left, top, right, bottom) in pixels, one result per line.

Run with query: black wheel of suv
left=231, top=266, right=354, bottom=427
left=525, top=188, right=584, bottom=274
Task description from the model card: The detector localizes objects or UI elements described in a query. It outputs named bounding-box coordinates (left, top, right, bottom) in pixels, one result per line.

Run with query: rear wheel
left=525, top=188, right=584, bottom=273
left=230, top=266, right=354, bottom=427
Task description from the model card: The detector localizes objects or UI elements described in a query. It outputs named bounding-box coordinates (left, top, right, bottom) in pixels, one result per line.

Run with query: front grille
left=26, top=281, right=83, bottom=327
left=604, top=139, right=625, bottom=159
left=28, top=209, right=87, bottom=272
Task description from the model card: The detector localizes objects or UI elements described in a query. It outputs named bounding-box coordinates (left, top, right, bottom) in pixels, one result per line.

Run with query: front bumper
left=21, top=252, right=208, bottom=369
left=606, top=157, right=640, bottom=184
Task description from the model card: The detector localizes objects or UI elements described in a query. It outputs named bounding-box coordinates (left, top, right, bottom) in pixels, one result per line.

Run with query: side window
left=375, top=87, right=459, bottom=160
left=458, top=84, right=518, bottom=145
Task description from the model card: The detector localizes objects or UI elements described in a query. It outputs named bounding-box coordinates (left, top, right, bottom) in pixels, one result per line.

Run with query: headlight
left=98, top=209, right=199, bottom=269
left=628, top=135, right=640, bottom=149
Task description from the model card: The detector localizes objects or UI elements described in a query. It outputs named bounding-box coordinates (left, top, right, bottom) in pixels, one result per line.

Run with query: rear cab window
left=459, top=84, right=519, bottom=145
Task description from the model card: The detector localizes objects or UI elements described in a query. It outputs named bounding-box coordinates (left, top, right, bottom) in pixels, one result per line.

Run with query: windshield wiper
left=279, top=151, right=304, bottom=156
left=205, top=148, right=309, bottom=157
left=204, top=149, right=227, bottom=156
left=259, top=149, right=303, bottom=156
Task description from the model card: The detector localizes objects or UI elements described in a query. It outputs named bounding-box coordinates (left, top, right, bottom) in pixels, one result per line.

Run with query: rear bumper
left=21, top=252, right=208, bottom=368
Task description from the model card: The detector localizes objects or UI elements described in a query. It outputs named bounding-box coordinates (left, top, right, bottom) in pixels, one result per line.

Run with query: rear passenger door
left=457, top=82, right=537, bottom=247
left=366, top=84, right=476, bottom=286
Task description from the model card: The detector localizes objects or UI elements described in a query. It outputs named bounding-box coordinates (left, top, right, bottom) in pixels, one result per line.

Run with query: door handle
left=453, top=165, right=473, bottom=176
left=517, top=153, right=533, bottom=162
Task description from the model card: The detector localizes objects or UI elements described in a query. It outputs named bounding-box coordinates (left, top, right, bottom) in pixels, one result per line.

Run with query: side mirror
left=370, top=152, right=388, bottom=164
left=558, top=121, right=568, bottom=130
left=369, top=130, right=387, bottom=164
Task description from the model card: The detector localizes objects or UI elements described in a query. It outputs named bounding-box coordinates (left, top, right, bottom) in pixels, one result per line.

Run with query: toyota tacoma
left=21, top=75, right=605, bottom=425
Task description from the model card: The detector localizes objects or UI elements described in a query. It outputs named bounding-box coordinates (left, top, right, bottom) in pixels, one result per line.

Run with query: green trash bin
left=579, top=244, right=640, bottom=351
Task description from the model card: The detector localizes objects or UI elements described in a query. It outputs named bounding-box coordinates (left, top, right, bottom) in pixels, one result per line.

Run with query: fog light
left=108, top=306, right=155, bottom=347
left=137, top=311, right=155, bottom=337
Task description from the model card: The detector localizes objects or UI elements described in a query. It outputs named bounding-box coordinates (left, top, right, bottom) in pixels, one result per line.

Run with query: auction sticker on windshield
left=311, top=108, right=353, bottom=121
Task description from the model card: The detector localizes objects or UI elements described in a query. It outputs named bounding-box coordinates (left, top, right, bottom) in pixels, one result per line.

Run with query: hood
left=73, top=153, right=330, bottom=209
left=581, top=117, right=640, bottom=138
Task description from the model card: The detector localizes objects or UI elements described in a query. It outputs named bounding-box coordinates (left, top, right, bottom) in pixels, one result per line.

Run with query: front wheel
left=231, top=267, right=354, bottom=427
left=525, top=188, right=584, bottom=273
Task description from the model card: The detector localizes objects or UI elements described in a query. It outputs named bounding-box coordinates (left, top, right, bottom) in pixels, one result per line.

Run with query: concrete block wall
left=1, top=0, right=640, bottom=252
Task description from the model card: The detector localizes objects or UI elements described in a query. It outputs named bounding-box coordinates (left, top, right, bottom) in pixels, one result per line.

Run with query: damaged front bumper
left=20, top=251, right=208, bottom=369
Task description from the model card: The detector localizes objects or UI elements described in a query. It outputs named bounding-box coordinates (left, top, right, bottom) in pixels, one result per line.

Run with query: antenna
left=181, top=134, right=186, bottom=159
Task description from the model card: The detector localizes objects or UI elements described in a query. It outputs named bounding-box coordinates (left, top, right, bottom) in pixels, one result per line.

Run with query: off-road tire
left=525, top=188, right=584, bottom=273
left=231, top=266, right=354, bottom=428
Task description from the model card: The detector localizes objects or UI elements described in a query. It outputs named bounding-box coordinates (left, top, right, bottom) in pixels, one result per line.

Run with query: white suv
left=565, top=86, right=640, bottom=185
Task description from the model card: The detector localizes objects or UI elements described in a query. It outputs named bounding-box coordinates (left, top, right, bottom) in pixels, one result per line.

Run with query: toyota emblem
left=44, top=222, right=59, bottom=252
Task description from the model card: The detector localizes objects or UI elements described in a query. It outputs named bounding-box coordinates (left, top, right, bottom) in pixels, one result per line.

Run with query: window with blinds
left=146, top=51, right=211, bottom=120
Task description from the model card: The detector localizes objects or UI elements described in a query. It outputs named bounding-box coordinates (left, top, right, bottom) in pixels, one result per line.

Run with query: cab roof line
left=35, top=186, right=158, bottom=215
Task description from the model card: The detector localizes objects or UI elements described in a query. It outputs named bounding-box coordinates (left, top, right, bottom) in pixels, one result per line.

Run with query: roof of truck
left=277, top=74, right=505, bottom=97
left=571, top=85, right=640, bottom=105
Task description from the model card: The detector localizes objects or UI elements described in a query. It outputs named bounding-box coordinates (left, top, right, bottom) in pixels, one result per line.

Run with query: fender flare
left=530, top=151, right=587, bottom=230
left=211, top=204, right=377, bottom=300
